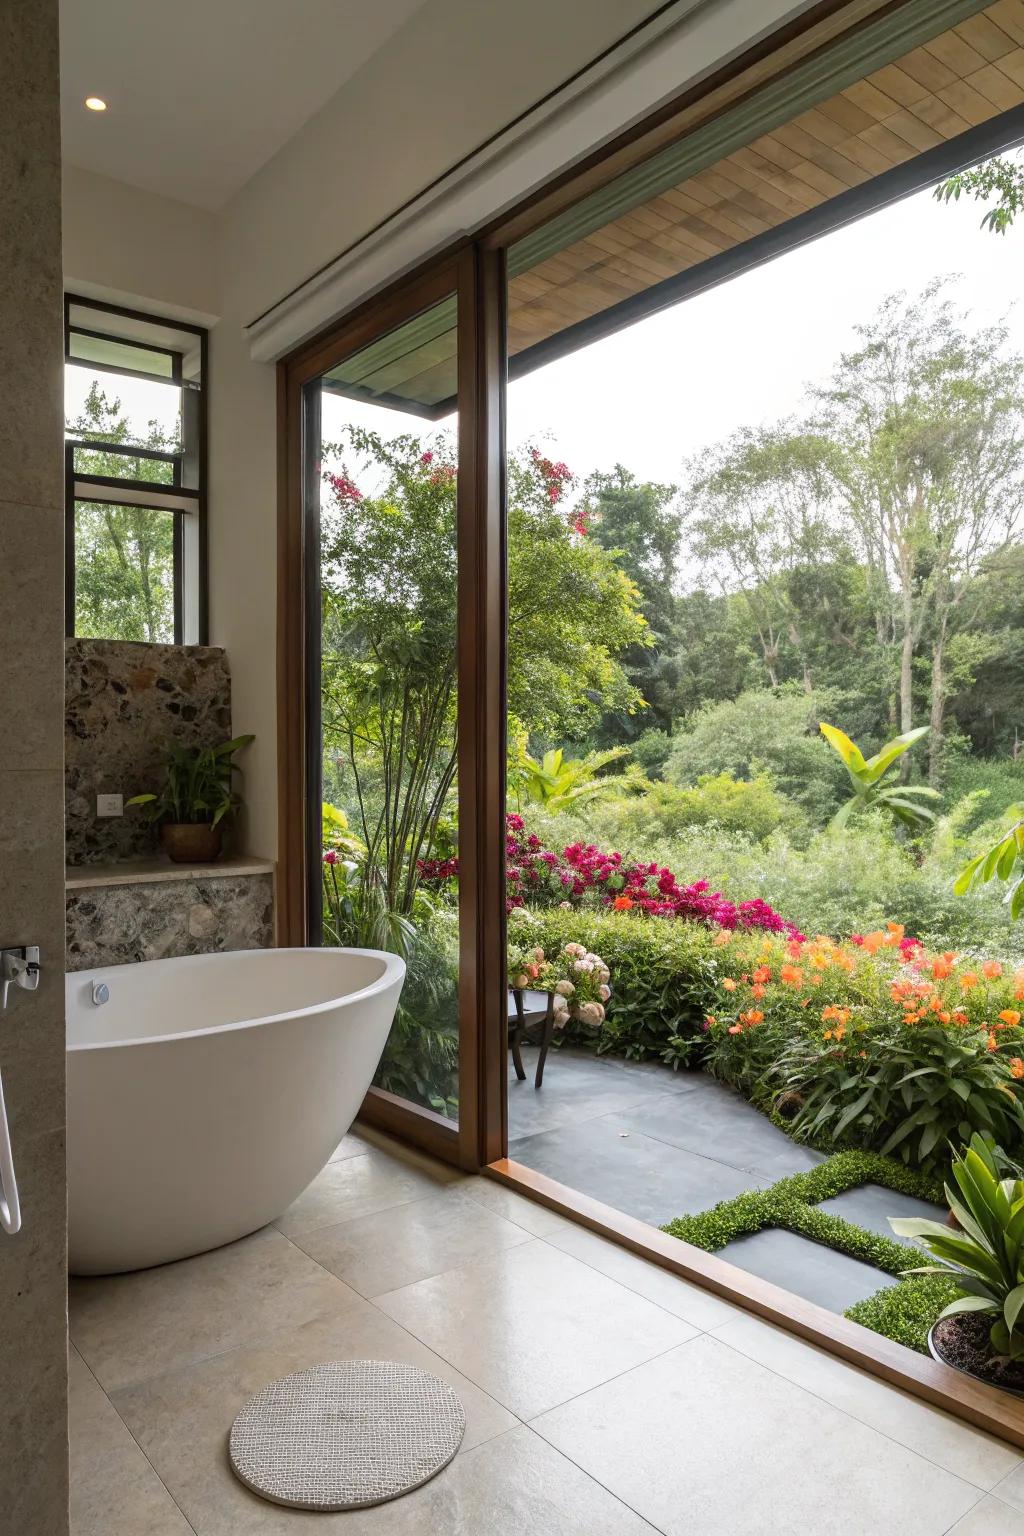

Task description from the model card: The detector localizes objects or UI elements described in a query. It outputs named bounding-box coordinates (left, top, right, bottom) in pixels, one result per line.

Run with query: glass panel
left=502, top=0, right=1024, bottom=1366
left=316, top=295, right=461, bottom=1120
left=68, top=329, right=177, bottom=379
left=65, top=363, right=182, bottom=455
left=72, top=443, right=177, bottom=483
left=74, top=502, right=176, bottom=644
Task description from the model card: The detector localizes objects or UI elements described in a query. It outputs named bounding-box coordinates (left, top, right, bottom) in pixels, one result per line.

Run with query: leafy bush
left=891, top=1135, right=1024, bottom=1363
left=845, top=1274, right=960, bottom=1354
left=372, top=906, right=459, bottom=1118
left=665, top=687, right=845, bottom=822
left=508, top=907, right=719, bottom=1061
left=587, top=773, right=798, bottom=847
left=703, top=928, right=1024, bottom=1175
left=630, top=727, right=674, bottom=780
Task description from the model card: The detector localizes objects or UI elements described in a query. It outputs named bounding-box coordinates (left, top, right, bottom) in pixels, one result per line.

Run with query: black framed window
left=64, top=295, right=208, bottom=644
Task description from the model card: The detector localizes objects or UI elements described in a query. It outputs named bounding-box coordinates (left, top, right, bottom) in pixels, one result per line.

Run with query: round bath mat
left=228, top=1360, right=466, bottom=1511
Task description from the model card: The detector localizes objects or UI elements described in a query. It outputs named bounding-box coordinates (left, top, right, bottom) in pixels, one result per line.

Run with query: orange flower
left=952, top=1009, right=969, bottom=1026
left=999, top=1010, right=1022, bottom=1028
left=822, top=1004, right=851, bottom=1026
left=983, top=960, right=1003, bottom=980
left=1011, top=1058, right=1024, bottom=1080
left=752, top=966, right=772, bottom=985
left=938, top=1011, right=951, bottom=1024
left=808, top=973, right=823, bottom=986
left=931, top=953, right=955, bottom=980
left=751, top=983, right=766, bottom=999
left=987, top=1032, right=999, bottom=1052
left=705, top=1015, right=717, bottom=1028
left=960, top=972, right=980, bottom=991
left=780, top=964, right=804, bottom=987
left=823, top=1023, right=846, bottom=1043
left=713, top=930, right=732, bottom=947
left=861, top=931, right=884, bottom=955
left=739, top=1009, right=764, bottom=1028
left=613, top=895, right=634, bottom=911
left=722, top=977, right=738, bottom=992
left=884, top=922, right=905, bottom=946
left=727, top=1023, right=742, bottom=1035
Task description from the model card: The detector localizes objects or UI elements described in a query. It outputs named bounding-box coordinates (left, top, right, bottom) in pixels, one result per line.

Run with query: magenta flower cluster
left=418, top=814, right=801, bottom=937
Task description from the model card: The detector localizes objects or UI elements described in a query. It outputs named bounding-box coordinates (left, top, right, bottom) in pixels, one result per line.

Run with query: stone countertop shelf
left=66, top=856, right=275, bottom=890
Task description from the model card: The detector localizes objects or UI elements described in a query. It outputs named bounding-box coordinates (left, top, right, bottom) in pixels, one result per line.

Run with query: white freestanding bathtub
left=66, top=947, right=404, bottom=1275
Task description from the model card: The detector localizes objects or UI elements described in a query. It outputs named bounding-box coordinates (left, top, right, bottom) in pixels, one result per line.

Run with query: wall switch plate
left=96, top=793, right=124, bottom=818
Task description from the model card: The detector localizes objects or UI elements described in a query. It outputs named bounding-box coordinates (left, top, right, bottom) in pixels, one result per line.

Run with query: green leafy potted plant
left=890, top=1135, right=1024, bottom=1394
left=127, top=735, right=254, bottom=863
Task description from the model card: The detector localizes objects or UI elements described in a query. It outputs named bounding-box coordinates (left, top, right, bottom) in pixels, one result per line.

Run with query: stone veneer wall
left=0, top=3, right=70, bottom=1528
left=66, top=873, right=274, bottom=972
left=65, top=638, right=233, bottom=864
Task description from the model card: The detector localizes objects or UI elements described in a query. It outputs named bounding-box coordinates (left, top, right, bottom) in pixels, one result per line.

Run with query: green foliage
left=507, top=907, right=719, bottom=1062
left=771, top=1021, right=1024, bottom=1176
left=126, top=735, right=254, bottom=827
left=665, top=687, right=844, bottom=821
left=663, top=1150, right=942, bottom=1266
left=372, top=908, right=459, bottom=1118
left=845, top=1274, right=961, bottom=1354
left=629, top=728, right=674, bottom=780
left=891, top=1136, right=1024, bottom=1362
left=321, top=851, right=416, bottom=959
left=587, top=773, right=796, bottom=848
left=508, top=738, right=631, bottom=815
left=68, top=383, right=179, bottom=643
left=820, top=722, right=940, bottom=831
left=935, top=151, right=1024, bottom=235
left=956, top=809, right=1024, bottom=922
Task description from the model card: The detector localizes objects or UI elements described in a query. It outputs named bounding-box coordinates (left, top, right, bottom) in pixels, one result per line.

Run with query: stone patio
left=508, top=1045, right=944, bottom=1314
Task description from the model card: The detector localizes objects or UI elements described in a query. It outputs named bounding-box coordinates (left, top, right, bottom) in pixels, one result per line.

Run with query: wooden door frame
left=277, top=247, right=507, bottom=1171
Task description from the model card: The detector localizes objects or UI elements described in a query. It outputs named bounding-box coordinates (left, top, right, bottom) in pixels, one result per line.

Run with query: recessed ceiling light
left=84, top=96, right=107, bottom=112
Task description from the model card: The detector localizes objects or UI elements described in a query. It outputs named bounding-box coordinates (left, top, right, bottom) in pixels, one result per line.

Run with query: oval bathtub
left=66, top=947, right=404, bottom=1275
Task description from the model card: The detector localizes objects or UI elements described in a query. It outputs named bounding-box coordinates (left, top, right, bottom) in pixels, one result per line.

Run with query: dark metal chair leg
left=510, top=990, right=527, bottom=1082
left=535, top=995, right=555, bottom=1088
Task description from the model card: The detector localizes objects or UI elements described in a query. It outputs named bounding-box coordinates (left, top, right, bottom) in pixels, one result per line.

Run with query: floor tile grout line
left=521, top=1331, right=707, bottom=1430
left=711, top=1330, right=1017, bottom=1495
left=515, top=1423, right=670, bottom=1534
left=71, top=1347, right=201, bottom=1536
left=537, top=1226, right=736, bottom=1331
left=941, top=1486, right=991, bottom=1534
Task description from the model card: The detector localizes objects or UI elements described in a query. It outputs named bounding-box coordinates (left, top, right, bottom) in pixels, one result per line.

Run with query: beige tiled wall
left=0, top=0, right=70, bottom=1530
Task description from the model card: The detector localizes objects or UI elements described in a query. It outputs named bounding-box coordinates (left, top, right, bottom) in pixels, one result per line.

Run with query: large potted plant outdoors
left=127, top=735, right=254, bottom=863
left=890, top=1135, right=1024, bottom=1395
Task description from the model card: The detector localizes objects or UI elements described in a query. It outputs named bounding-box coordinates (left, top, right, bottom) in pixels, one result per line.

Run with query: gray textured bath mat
left=228, top=1359, right=466, bottom=1511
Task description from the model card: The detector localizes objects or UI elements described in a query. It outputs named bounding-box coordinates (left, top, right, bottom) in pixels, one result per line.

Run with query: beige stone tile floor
left=69, top=1127, right=1024, bottom=1536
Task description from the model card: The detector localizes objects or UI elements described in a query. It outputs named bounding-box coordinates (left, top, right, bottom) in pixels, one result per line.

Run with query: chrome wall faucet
left=1, top=946, right=40, bottom=1013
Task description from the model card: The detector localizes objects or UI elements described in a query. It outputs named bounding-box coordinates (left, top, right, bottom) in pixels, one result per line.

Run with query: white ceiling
left=59, top=0, right=428, bottom=210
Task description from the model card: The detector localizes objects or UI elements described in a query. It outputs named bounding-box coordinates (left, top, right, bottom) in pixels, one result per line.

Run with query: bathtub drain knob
left=91, top=982, right=110, bottom=1007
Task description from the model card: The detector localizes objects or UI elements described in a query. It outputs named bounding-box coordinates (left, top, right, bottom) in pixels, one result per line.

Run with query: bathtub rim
left=65, top=946, right=406, bottom=1053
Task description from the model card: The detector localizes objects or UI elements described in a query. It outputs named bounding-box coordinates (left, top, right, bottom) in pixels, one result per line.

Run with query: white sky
left=66, top=170, right=1023, bottom=509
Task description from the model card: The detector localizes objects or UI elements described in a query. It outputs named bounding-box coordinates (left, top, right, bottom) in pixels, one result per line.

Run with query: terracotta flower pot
left=161, top=822, right=223, bottom=864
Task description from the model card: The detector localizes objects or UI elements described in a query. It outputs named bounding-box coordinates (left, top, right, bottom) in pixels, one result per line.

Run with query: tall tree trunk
left=929, top=630, right=946, bottom=786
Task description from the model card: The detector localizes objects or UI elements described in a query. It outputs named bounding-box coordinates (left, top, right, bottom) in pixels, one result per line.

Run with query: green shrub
left=587, top=773, right=798, bottom=847
left=630, top=727, right=673, bottom=780
left=663, top=1151, right=942, bottom=1258
left=665, top=687, right=845, bottom=822
left=508, top=906, right=719, bottom=1062
left=374, top=906, right=459, bottom=1117
left=703, top=928, right=1024, bottom=1176
left=845, top=1274, right=961, bottom=1354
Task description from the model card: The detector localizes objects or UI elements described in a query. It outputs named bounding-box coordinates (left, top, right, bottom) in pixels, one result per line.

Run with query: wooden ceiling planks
left=506, top=0, right=1024, bottom=360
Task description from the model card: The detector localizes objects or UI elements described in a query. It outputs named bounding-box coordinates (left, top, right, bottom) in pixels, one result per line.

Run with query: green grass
left=661, top=1151, right=951, bottom=1353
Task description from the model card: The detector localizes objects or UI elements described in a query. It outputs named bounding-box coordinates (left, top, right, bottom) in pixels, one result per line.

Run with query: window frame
left=64, top=294, right=209, bottom=645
